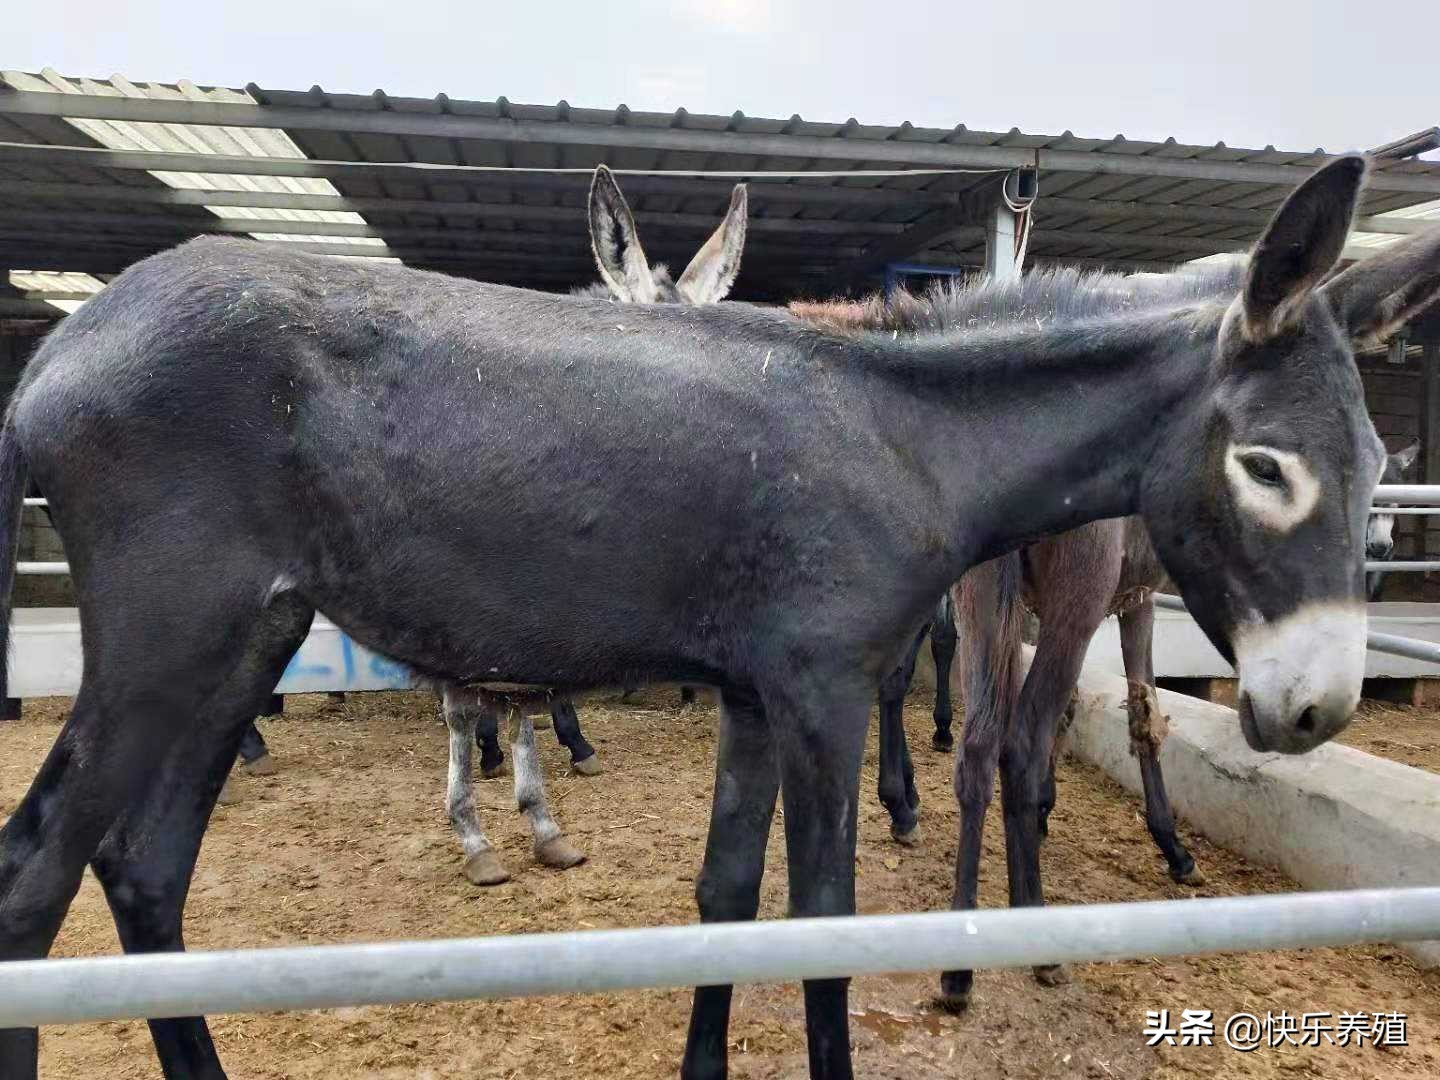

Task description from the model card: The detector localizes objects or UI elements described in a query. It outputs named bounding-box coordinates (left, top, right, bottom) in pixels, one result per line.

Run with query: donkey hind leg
left=939, top=556, right=1025, bottom=1011
left=0, top=577, right=280, bottom=1075
left=681, top=689, right=780, bottom=1080
left=551, top=696, right=601, bottom=776
left=510, top=707, right=585, bottom=869
left=90, top=592, right=314, bottom=1080
left=876, top=623, right=927, bottom=845
left=1119, top=602, right=1203, bottom=886
left=443, top=686, right=510, bottom=886
left=930, top=592, right=958, bottom=752
left=995, top=583, right=1113, bottom=993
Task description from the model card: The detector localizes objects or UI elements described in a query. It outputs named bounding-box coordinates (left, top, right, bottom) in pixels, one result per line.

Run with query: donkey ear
left=588, top=165, right=658, bottom=304
left=1394, top=440, right=1421, bottom=472
left=677, top=184, right=748, bottom=304
left=1321, top=226, right=1440, bottom=350
left=1240, top=155, right=1368, bottom=342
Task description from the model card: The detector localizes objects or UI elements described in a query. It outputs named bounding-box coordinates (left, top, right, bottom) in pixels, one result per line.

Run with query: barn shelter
left=1, top=70, right=1440, bottom=560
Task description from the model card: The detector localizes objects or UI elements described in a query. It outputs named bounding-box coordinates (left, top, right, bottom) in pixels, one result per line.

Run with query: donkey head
left=1142, top=155, right=1440, bottom=754
left=586, top=164, right=748, bottom=305
left=1367, top=441, right=1419, bottom=560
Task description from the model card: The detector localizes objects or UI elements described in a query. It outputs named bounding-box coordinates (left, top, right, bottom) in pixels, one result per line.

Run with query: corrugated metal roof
left=3, top=70, right=386, bottom=250
left=2, top=71, right=1438, bottom=302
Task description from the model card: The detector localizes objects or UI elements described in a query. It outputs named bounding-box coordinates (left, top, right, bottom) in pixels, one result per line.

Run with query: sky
left=9, top=0, right=1439, bottom=155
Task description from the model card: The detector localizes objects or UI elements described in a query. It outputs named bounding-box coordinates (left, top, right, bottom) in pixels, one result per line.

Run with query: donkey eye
left=1240, top=453, right=1284, bottom=487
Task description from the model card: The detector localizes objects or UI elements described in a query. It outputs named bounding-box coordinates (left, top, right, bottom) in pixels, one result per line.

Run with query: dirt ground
left=2, top=690, right=1438, bottom=1080
left=1337, top=700, right=1440, bottom=775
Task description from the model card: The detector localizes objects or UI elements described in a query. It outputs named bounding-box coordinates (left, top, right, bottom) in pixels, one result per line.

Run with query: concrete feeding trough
left=1063, top=654, right=1440, bottom=968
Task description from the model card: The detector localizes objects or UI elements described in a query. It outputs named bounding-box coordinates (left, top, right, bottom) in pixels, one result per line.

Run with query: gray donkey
left=0, top=155, right=1424, bottom=1080
left=440, top=164, right=748, bottom=884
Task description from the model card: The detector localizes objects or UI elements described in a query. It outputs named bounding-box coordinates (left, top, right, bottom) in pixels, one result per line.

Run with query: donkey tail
left=0, top=423, right=28, bottom=710
left=953, top=550, right=1027, bottom=749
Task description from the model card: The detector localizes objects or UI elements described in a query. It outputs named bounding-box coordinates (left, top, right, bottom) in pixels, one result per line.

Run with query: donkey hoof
left=480, top=762, right=509, bottom=780
left=935, top=971, right=973, bottom=1013
left=1173, top=864, right=1208, bottom=887
left=531, top=714, right=553, bottom=731
left=216, top=778, right=239, bottom=805
left=890, top=822, right=922, bottom=847
left=462, top=851, right=511, bottom=886
left=571, top=753, right=604, bottom=777
left=931, top=732, right=955, bottom=753
left=535, top=837, right=587, bottom=869
left=242, top=753, right=278, bottom=776
left=1033, top=964, right=1070, bottom=987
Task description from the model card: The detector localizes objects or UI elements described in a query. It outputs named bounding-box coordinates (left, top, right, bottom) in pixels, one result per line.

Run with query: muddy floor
left=2, top=690, right=1437, bottom=1080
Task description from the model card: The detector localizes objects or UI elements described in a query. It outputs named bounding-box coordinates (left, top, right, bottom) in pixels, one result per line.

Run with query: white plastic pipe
left=0, top=889, right=1438, bottom=1028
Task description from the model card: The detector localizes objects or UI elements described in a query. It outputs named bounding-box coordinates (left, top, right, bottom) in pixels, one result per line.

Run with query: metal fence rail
left=1151, top=592, right=1440, bottom=665
left=1, top=888, right=1437, bottom=1028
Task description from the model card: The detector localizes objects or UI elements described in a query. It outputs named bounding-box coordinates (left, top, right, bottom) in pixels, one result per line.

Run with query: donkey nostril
left=1295, top=706, right=1318, bottom=736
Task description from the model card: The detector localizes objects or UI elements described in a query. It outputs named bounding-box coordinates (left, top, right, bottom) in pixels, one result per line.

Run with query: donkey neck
left=862, top=308, right=1218, bottom=572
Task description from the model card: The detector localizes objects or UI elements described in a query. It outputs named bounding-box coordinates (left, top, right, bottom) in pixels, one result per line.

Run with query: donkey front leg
left=774, top=681, right=871, bottom=1080
left=681, top=689, right=779, bottom=1080
left=509, top=707, right=585, bottom=869
left=442, top=686, right=510, bottom=886
left=237, top=721, right=276, bottom=775
left=1118, top=602, right=1203, bottom=885
left=474, top=704, right=507, bottom=779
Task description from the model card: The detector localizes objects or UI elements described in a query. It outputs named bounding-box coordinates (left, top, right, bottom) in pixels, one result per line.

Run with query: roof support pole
left=984, top=168, right=1036, bottom=281
left=1424, top=339, right=1440, bottom=561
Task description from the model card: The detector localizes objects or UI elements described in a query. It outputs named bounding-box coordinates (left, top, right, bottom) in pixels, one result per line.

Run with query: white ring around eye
left=1223, top=443, right=1320, bottom=533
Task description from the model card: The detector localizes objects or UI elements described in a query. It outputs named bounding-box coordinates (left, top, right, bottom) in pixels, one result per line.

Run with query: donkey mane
left=794, top=257, right=1249, bottom=342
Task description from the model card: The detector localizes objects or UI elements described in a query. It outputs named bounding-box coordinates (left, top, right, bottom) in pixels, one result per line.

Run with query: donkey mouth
left=1236, top=693, right=1268, bottom=752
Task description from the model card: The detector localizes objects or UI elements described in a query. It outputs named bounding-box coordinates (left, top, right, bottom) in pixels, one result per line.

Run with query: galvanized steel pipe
left=0, top=888, right=1437, bottom=1028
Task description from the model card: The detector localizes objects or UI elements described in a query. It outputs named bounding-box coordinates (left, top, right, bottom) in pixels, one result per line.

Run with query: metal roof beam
left=3, top=89, right=1439, bottom=193
left=842, top=177, right=1007, bottom=282
left=0, top=232, right=847, bottom=275
left=1040, top=196, right=1431, bottom=236
left=0, top=204, right=902, bottom=240
left=4, top=208, right=1239, bottom=262
left=0, top=172, right=948, bottom=213
left=0, top=297, right=67, bottom=318
left=0, top=218, right=870, bottom=265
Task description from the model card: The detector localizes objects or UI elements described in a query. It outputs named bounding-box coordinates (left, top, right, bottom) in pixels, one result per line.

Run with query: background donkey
left=1366, top=440, right=1420, bottom=599
left=0, top=156, right=1420, bottom=1080
left=227, top=165, right=748, bottom=859
left=792, top=266, right=1241, bottom=875
left=444, top=164, right=748, bottom=885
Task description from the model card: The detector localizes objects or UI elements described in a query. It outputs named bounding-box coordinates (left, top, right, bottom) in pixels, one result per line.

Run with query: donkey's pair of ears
left=1391, top=439, right=1421, bottom=471
left=588, top=164, right=749, bottom=304
left=1242, top=154, right=1440, bottom=347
